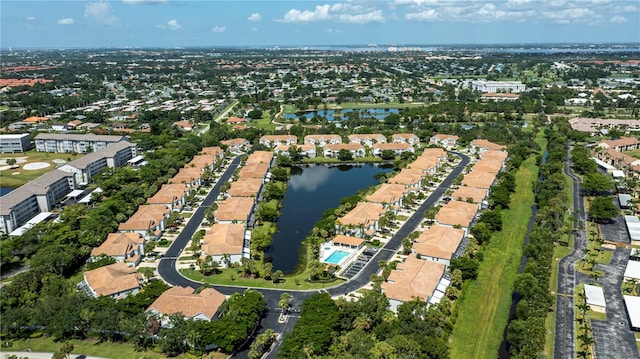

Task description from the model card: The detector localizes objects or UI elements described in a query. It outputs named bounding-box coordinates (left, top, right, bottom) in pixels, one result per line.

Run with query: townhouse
left=147, top=286, right=226, bottom=326
left=170, top=166, right=203, bottom=188
left=366, top=183, right=409, bottom=209
left=348, top=133, right=387, bottom=147
left=434, top=200, right=479, bottom=232
left=451, top=186, right=488, bottom=205
left=201, top=223, right=247, bottom=265
left=259, top=135, right=298, bottom=148
left=146, top=183, right=190, bottom=210
left=228, top=177, right=264, bottom=198
left=90, top=232, right=144, bottom=264
left=470, top=139, right=506, bottom=154
left=596, top=137, right=640, bottom=153
left=336, top=202, right=386, bottom=238
left=304, top=134, right=342, bottom=147
left=214, top=197, right=255, bottom=224
left=371, top=142, right=414, bottom=157
left=461, top=170, right=499, bottom=190
left=274, top=144, right=317, bottom=158
left=118, top=204, right=172, bottom=238
left=79, top=262, right=143, bottom=299
left=392, top=133, right=420, bottom=147
left=324, top=143, right=366, bottom=158
left=221, top=138, right=250, bottom=153
left=429, top=134, right=459, bottom=150
left=381, top=255, right=446, bottom=312
left=412, top=225, right=465, bottom=265
left=388, top=168, right=424, bottom=192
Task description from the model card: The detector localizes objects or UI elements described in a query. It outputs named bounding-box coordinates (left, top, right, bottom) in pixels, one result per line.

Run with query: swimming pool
left=324, top=250, right=350, bottom=264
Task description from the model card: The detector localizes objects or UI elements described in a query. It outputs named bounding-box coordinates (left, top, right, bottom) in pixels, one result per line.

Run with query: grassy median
left=449, top=153, right=539, bottom=359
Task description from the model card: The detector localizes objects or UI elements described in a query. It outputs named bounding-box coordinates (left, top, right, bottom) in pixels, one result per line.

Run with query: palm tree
left=279, top=292, right=292, bottom=313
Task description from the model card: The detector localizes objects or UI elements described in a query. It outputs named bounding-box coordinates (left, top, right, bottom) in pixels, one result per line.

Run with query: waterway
left=265, top=163, right=393, bottom=273
left=0, top=187, right=12, bottom=196
left=283, top=108, right=399, bottom=121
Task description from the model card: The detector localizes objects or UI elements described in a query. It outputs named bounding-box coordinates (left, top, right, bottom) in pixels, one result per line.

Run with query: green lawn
left=250, top=110, right=276, bottom=131
left=624, top=149, right=640, bottom=159
left=0, top=150, right=78, bottom=188
left=449, top=154, right=539, bottom=359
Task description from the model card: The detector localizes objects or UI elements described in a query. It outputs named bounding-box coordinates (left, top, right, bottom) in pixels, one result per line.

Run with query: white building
left=471, top=80, right=526, bottom=93
left=58, top=142, right=138, bottom=185
left=0, top=134, right=31, bottom=153
left=35, top=133, right=127, bottom=153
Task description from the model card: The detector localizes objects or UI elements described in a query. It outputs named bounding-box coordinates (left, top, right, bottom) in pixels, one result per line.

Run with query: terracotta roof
left=226, top=117, right=247, bottom=123
left=471, top=139, right=506, bottom=151
left=481, top=150, right=509, bottom=162
left=260, top=135, right=297, bottom=143
left=409, top=155, right=438, bottom=172
left=170, top=166, right=202, bottom=185
left=413, top=225, right=465, bottom=260
left=228, top=177, right=263, bottom=197
left=118, top=204, right=170, bottom=231
left=147, top=286, right=226, bottom=320
left=435, top=200, right=478, bottom=228
left=392, top=133, right=420, bottom=141
left=598, top=137, right=640, bottom=148
left=304, top=134, right=342, bottom=142
left=239, top=162, right=270, bottom=179
left=215, top=197, right=254, bottom=222
left=83, top=262, right=142, bottom=297
left=381, top=255, right=445, bottom=302
left=221, top=138, right=249, bottom=147
left=366, top=183, right=408, bottom=204
left=332, top=234, right=364, bottom=247
left=389, top=168, right=423, bottom=186
left=348, top=133, right=386, bottom=142
left=246, top=151, right=274, bottom=165
left=431, top=133, right=459, bottom=141
left=461, top=170, right=498, bottom=189
left=421, top=148, right=448, bottom=160
left=201, top=146, right=224, bottom=157
left=24, top=116, right=49, bottom=123
left=451, top=186, right=488, bottom=203
left=372, top=142, right=412, bottom=151
left=201, top=223, right=245, bottom=255
left=274, top=144, right=316, bottom=153
left=338, top=202, right=385, bottom=226
left=324, top=143, right=365, bottom=151
left=189, top=155, right=216, bottom=170
left=147, top=183, right=189, bottom=204
left=473, top=158, right=504, bottom=173
left=91, top=232, right=143, bottom=257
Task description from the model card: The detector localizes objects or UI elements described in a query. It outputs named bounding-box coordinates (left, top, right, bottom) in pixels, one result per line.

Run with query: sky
left=1, top=0, right=639, bottom=49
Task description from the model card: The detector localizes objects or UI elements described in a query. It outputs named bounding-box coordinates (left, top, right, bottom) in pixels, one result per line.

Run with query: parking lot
left=342, top=247, right=378, bottom=279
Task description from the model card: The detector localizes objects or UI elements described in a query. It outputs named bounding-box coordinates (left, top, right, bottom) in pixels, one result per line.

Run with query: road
left=554, top=144, right=588, bottom=359
left=156, top=151, right=470, bottom=358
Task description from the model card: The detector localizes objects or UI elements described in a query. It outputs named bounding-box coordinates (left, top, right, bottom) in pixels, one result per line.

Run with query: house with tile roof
left=596, top=137, right=640, bottom=152
left=118, top=204, right=171, bottom=238
left=392, top=133, right=420, bottom=147
left=435, top=200, right=479, bottom=231
left=366, top=183, right=408, bottom=209
left=330, top=234, right=364, bottom=249
left=323, top=143, right=366, bottom=158
left=221, top=138, right=250, bottom=153
left=239, top=162, right=270, bottom=181
left=473, top=158, right=506, bottom=174
left=336, top=202, right=386, bottom=238
left=348, top=134, right=387, bottom=147
left=170, top=166, right=202, bottom=188
left=371, top=142, right=414, bottom=157
left=461, top=170, right=498, bottom=190
left=451, top=186, right=488, bottom=204
left=246, top=151, right=275, bottom=166
left=388, top=168, right=424, bottom=191
left=470, top=139, right=506, bottom=154
left=381, top=255, right=446, bottom=312
left=429, top=134, right=459, bottom=150
left=228, top=178, right=264, bottom=198
left=480, top=150, right=509, bottom=162
left=200, top=146, right=225, bottom=159
left=412, top=225, right=465, bottom=265
left=408, top=155, right=439, bottom=174
left=90, top=232, right=144, bottom=263
left=421, top=148, right=448, bottom=164
left=147, top=286, right=227, bottom=326
left=259, top=135, right=298, bottom=148
left=304, top=134, right=342, bottom=147
left=201, top=223, right=246, bottom=264
left=214, top=197, right=255, bottom=224
left=274, top=144, right=317, bottom=158
left=80, top=262, right=143, bottom=299
left=147, top=183, right=190, bottom=209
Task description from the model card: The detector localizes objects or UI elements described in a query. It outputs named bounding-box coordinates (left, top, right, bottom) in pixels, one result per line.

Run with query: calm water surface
left=266, top=163, right=392, bottom=273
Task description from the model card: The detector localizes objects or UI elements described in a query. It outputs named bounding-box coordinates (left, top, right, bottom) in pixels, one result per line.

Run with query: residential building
left=201, top=146, right=225, bottom=159
left=221, top=138, right=250, bottom=153
left=228, top=178, right=263, bottom=197
left=170, top=166, right=202, bottom=188
left=596, top=137, right=640, bottom=152
left=118, top=204, right=171, bottom=238
left=90, top=232, right=144, bottom=263
left=274, top=144, right=317, bottom=158
left=623, top=295, right=640, bottom=332
left=34, top=133, right=126, bottom=153
left=80, top=262, right=143, bottom=299
left=451, top=186, right=488, bottom=204
left=246, top=151, right=275, bottom=166
left=470, top=139, right=506, bottom=154
left=435, top=200, right=478, bottom=230
left=323, top=143, right=366, bottom=158
left=201, top=223, right=246, bottom=264
left=147, top=286, right=226, bottom=326
left=471, top=80, right=526, bottom=93
left=348, top=134, right=387, bottom=147
left=429, top=134, right=459, bottom=149
left=381, top=255, right=446, bottom=312
left=421, top=148, right=448, bottom=164
left=147, top=183, right=190, bottom=209
left=481, top=93, right=519, bottom=101
left=214, top=197, right=255, bottom=224
left=58, top=142, right=138, bottom=185
left=330, top=235, right=364, bottom=250
left=259, top=135, right=297, bottom=148
left=371, top=142, right=414, bottom=157
left=366, top=183, right=408, bottom=209
left=569, top=118, right=640, bottom=135
left=0, top=169, right=76, bottom=234
left=336, top=202, right=386, bottom=238
left=392, top=133, right=420, bottom=147
left=389, top=168, right=424, bottom=191
left=239, top=162, right=270, bottom=180
left=304, top=134, right=342, bottom=147
left=461, top=170, right=498, bottom=189
left=408, top=155, right=439, bottom=174
left=473, top=157, right=506, bottom=174
left=412, top=225, right=465, bottom=265
left=0, top=133, right=31, bottom=153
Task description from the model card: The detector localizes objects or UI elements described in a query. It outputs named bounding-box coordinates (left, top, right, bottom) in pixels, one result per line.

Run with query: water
left=283, top=108, right=399, bottom=121
left=324, top=250, right=350, bottom=264
left=265, top=163, right=393, bottom=273
left=0, top=187, right=12, bottom=196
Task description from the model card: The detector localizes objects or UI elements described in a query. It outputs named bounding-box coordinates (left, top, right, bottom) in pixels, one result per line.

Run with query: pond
left=283, top=108, right=399, bottom=121
left=265, top=163, right=393, bottom=273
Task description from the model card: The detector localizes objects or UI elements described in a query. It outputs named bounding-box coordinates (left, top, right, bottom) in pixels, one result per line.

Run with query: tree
left=380, top=149, right=396, bottom=160
left=279, top=292, right=292, bottom=313
left=52, top=342, right=74, bottom=359
left=338, top=149, right=354, bottom=161
left=248, top=109, right=263, bottom=119
left=588, top=196, right=618, bottom=223
left=272, top=269, right=283, bottom=283
left=450, top=257, right=479, bottom=281
left=583, top=172, right=614, bottom=195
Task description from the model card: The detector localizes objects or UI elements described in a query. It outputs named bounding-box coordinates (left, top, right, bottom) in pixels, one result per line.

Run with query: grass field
left=449, top=154, right=539, bottom=359
left=624, top=149, right=640, bottom=159
left=0, top=150, right=78, bottom=188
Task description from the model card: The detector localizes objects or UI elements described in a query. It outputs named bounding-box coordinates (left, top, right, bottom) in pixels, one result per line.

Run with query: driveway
left=591, top=247, right=639, bottom=359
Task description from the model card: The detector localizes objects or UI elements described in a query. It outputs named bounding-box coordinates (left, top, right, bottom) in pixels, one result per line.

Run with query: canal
left=265, top=163, right=393, bottom=273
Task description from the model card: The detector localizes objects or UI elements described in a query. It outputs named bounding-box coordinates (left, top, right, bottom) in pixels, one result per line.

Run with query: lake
left=265, top=163, right=393, bottom=273
left=283, top=108, right=399, bottom=121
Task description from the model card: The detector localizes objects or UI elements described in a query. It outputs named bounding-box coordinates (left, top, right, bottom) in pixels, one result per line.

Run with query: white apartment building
left=471, top=80, right=526, bottom=93
left=35, top=133, right=127, bottom=153
left=0, top=134, right=31, bottom=153
left=58, top=142, right=138, bottom=185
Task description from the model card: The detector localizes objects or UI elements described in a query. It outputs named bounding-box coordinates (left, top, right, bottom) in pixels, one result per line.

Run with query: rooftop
left=381, top=255, right=445, bottom=302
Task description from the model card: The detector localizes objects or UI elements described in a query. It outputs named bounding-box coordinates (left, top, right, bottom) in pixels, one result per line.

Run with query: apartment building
left=0, top=133, right=31, bottom=153
left=35, top=133, right=127, bottom=153
left=58, top=141, right=138, bottom=185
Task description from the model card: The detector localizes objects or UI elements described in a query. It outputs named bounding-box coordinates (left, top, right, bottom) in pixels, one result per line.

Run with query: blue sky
left=2, top=0, right=639, bottom=49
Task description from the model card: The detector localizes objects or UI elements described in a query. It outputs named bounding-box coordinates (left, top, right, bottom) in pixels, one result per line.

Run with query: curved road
left=157, top=151, right=470, bottom=357
left=554, top=143, right=588, bottom=359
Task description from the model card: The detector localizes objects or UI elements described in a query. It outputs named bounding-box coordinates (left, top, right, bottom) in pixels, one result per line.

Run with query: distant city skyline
left=2, top=0, right=639, bottom=49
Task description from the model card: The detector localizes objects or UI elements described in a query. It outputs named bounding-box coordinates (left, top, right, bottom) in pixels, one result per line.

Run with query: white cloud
left=26, top=16, right=36, bottom=21
left=85, top=1, right=119, bottom=27
left=57, top=18, right=74, bottom=25
left=542, top=7, right=596, bottom=23
left=405, top=9, right=439, bottom=21
left=251, top=27, right=259, bottom=32
left=212, top=26, right=226, bottom=33
left=248, top=13, right=262, bottom=22
left=167, top=19, right=181, bottom=30
left=326, top=27, right=343, bottom=33
left=277, top=3, right=384, bottom=24
left=610, top=15, right=628, bottom=23
left=122, top=0, right=167, bottom=4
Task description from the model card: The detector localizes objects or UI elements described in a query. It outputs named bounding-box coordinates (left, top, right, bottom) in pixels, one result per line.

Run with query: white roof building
left=584, top=284, right=606, bottom=312
left=624, top=260, right=640, bottom=280
left=624, top=216, right=640, bottom=245
left=623, top=295, right=640, bottom=331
